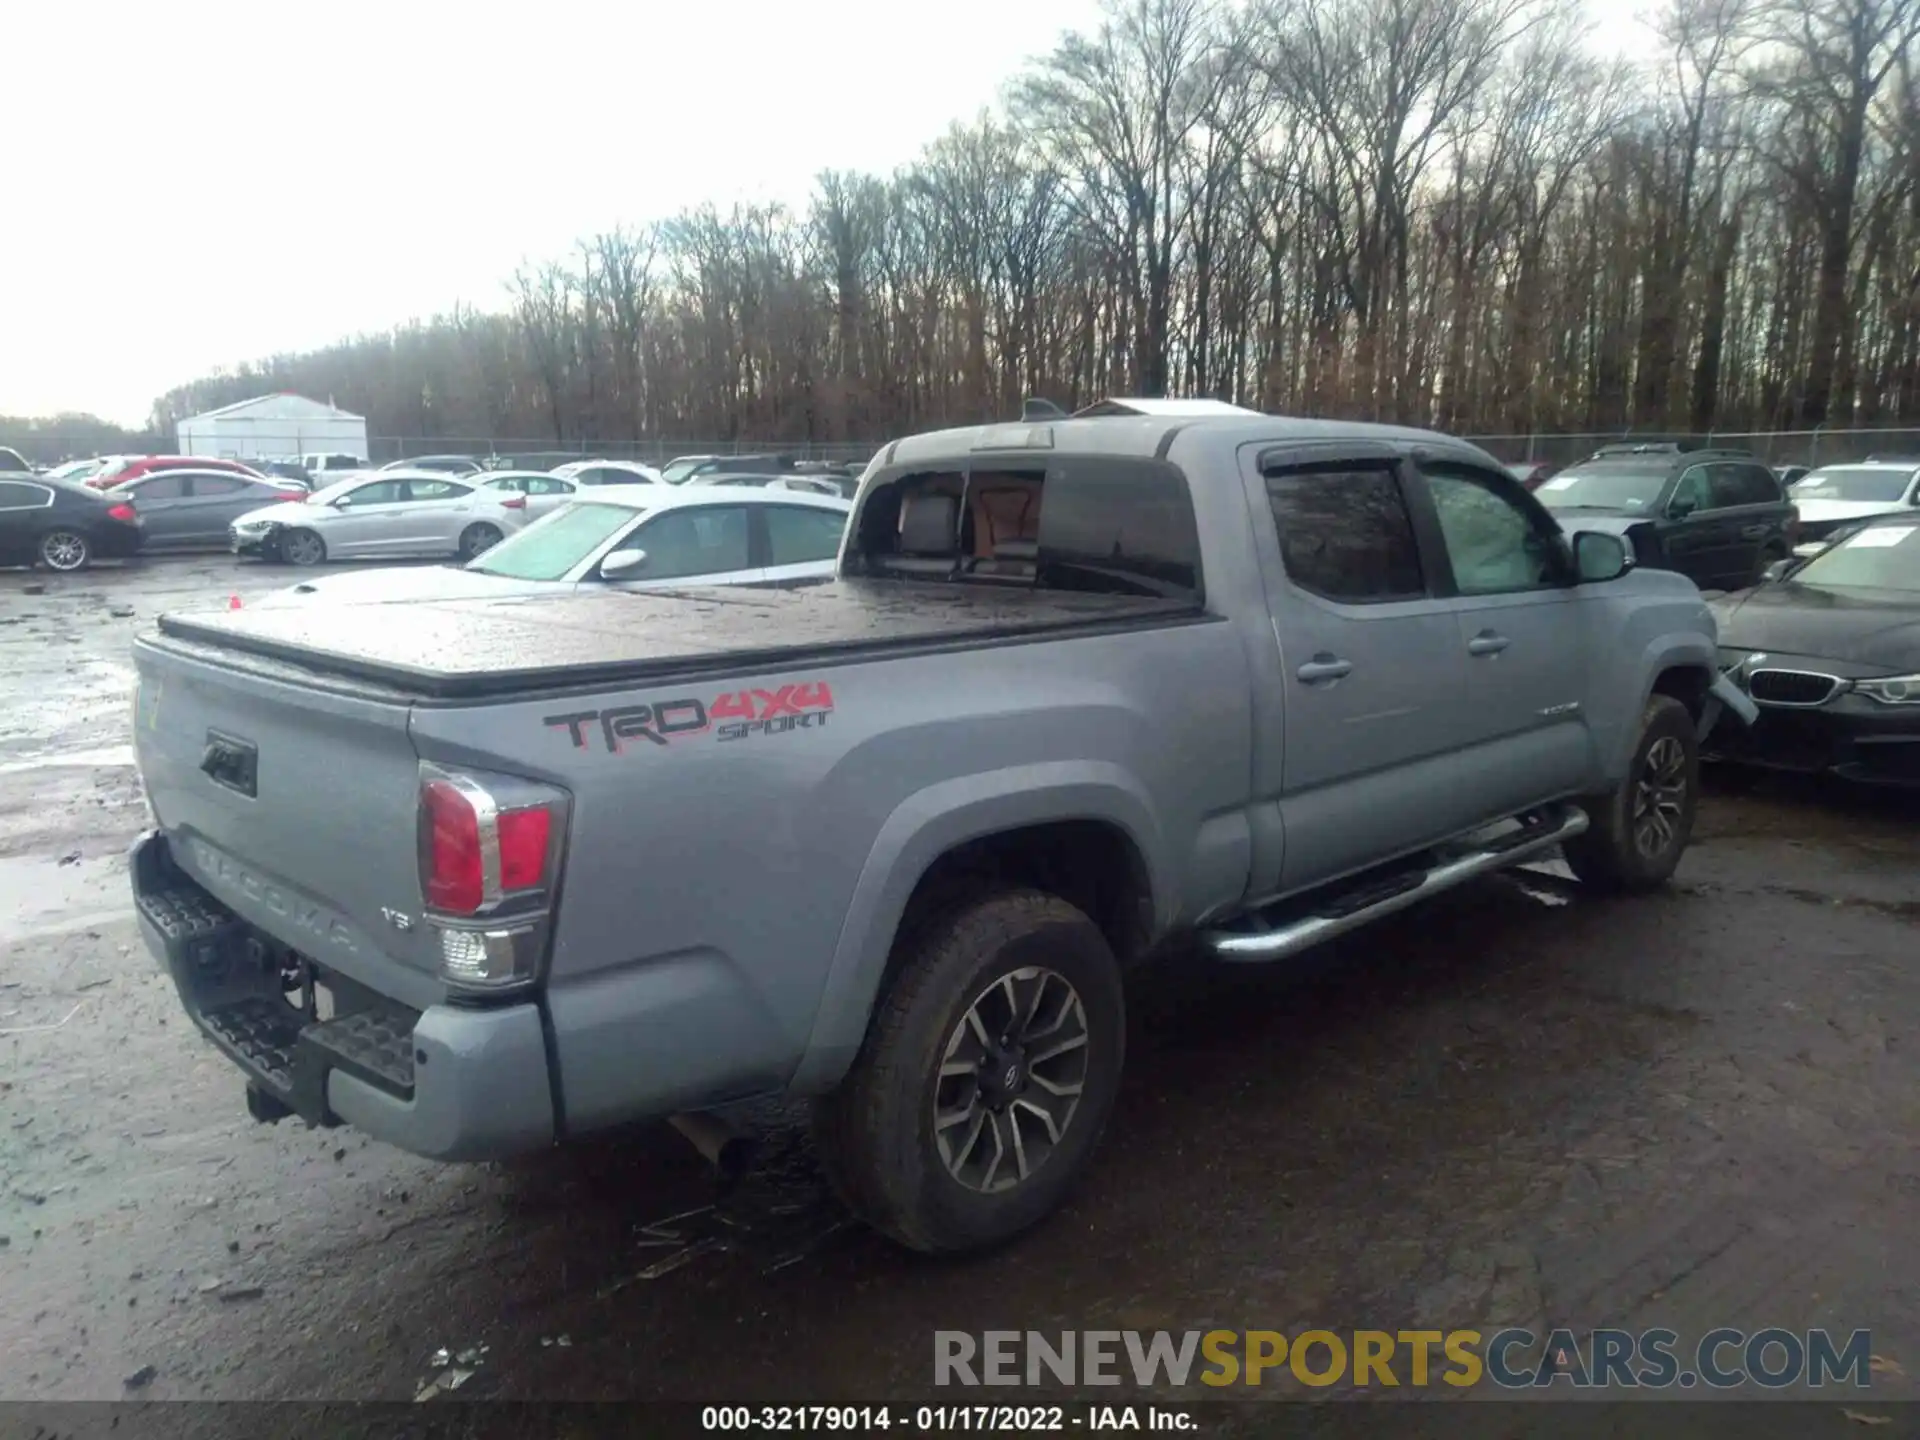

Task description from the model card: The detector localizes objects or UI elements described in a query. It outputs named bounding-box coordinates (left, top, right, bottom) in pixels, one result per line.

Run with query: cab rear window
left=845, top=457, right=1201, bottom=601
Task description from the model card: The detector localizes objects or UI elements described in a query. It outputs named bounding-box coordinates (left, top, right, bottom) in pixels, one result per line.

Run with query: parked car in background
left=1533, top=445, right=1795, bottom=591
left=701, top=471, right=854, bottom=499
left=377, top=455, right=483, bottom=478
left=254, top=485, right=853, bottom=606
left=109, top=469, right=307, bottom=551
left=300, top=452, right=366, bottom=480
left=552, top=459, right=665, bottom=487
left=1773, top=464, right=1811, bottom=488
left=43, top=459, right=105, bottom=484
left=1786, top=459, right=1920, bottom=555
left=1505, top=460, right=1553, bottom=490
left=0, top=475, right=143, bottom=571
left=478, top=470, right=582, bottom=520
left=0, top=446, right=33, bottom=473
left=1707, top=513, right=1920, bottom=788
left=660, top=452, right=796, bottom=484
left=252, top=459, right=316, bottom=488
left=86, top=455, right=264, bottom=491
left=229, top=469, right=530, bottom=565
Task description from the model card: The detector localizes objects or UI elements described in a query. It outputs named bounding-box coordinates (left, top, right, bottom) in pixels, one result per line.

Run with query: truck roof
left=880, top=411, right=1501, bottom=470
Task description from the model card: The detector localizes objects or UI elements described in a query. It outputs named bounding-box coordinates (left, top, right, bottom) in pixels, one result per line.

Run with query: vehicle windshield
left=661, top=459, right=705, bottom=484
left=465, top=501, right=645, bottom=581
left=1533, top=462, right=1671, bottom=513
left=1790, top=467, right=1915, bottom=504
left=1790, top=522, right=1920, bottom=592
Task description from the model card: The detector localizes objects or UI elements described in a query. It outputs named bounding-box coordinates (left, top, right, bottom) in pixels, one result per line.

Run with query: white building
left=175, top=394, right=368, bottom=462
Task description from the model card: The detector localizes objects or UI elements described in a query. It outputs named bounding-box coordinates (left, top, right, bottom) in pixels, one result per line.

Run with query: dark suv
left=1532, top=444, right=1795, bottom=591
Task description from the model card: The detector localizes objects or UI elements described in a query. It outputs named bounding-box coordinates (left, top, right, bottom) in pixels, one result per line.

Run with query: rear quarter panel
left=407, top=619, right=1255, bottom=1120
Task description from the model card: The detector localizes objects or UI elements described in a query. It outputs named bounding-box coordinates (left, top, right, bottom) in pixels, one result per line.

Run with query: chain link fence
left=13, top=427, right=1920, bottom=473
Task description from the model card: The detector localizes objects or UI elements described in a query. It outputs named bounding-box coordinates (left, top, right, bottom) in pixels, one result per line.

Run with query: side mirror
left=600, top=547, right=649, bottom=580
left=1668, top=498, right=1696, bottom=519
left=1761, top=558, right=1797, bottom=584
left=1572, top=530, right=1633, bottom=583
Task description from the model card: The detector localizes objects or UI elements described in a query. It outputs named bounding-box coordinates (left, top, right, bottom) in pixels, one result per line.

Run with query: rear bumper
left=130, top=830, right=555, bottom=1159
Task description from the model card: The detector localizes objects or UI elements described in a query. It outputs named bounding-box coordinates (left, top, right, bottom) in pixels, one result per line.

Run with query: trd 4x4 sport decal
left=545, top=682, right=835, bottom=754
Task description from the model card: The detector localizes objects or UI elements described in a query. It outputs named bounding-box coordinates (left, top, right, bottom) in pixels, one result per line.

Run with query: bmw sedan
left=229, top=470, right=531, bottom=565
left=0, top=475, right=144, bottom=572
left=253, top=484, right=852, bottom=605
left=1706, top=513, right=1920, bottom=788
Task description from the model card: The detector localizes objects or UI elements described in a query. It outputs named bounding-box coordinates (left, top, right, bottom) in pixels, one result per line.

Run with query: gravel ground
left=0, top=554, right=1915, bottom=1419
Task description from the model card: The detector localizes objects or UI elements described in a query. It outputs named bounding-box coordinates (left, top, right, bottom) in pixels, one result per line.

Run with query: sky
left=4, top=0, right=1658, bottom=428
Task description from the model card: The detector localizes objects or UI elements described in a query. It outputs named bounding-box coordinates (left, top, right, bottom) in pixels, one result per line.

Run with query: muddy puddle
left=0, top=852, right=129, bottom=945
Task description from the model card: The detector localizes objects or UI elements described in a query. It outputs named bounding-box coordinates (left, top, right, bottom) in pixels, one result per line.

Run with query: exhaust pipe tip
left=668, top=1112, right=757, bottom=1182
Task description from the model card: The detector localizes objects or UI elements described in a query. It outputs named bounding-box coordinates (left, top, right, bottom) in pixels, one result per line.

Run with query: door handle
left=1467, top=630, right=1510, bottom=657
left=1739, top=524, right=1768, bottom=539
left=1295, top=654, right=1353, bottom=684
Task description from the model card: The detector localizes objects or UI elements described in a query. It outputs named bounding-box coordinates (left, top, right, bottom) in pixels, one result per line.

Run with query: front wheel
left=458, top=522, right=503, bottom=560
left=1564, top=694, right=1699, bottom=893
left=38, top=529, right=91, bottom=572
left=812, top=889, right=1125, bottom=1254
left=278, top=529, right=326, bottom=567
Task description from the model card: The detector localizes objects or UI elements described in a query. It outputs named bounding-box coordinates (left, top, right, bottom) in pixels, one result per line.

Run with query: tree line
left=146, top=0, right=1920, bottom=450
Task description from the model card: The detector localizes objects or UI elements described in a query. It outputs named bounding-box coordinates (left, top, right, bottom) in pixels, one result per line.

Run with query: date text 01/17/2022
left=545, top=682, right=836, bottom=754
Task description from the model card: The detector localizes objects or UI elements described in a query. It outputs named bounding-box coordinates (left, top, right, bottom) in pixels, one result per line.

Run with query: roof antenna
left=1021, top=397, right=1068, bottom=422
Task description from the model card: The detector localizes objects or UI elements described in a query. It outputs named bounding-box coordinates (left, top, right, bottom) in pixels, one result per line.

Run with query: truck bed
left=152, top=580, right=1209, bottom=700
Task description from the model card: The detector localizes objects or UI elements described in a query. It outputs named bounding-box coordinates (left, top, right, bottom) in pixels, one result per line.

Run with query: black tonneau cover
left=154, top=580, right=1208, bottom=700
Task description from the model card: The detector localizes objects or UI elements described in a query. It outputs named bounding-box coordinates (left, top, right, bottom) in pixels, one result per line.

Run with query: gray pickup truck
left=128, top=406, right=1755, bottom=1254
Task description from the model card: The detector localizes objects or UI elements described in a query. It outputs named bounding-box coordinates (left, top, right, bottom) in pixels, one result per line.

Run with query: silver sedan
left=229, top=469, right=531, bottom=566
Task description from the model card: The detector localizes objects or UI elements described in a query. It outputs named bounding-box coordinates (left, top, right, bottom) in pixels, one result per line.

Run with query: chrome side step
left=1202, top=805, right=1590, bottom=962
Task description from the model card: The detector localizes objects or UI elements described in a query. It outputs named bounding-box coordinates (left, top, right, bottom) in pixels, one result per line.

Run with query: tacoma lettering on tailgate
left=545, top=682, right=834, bottom=755
left=188, top=840, right=361, bottom=953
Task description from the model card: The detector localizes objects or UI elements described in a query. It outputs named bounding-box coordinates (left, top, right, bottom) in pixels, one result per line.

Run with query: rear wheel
left=279, top=529, right=326, bottom=567
left=1564, top=694, right=1699, bottom=893
left=813, top=888, right=1125, bottom=1255
left=38, top=529, right=91, bottom=572
left=458, top=522, right=503, bottom=560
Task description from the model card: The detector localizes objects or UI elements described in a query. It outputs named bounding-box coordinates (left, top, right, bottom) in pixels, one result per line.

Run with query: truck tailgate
left=132, top=632, right=443, bottom=1011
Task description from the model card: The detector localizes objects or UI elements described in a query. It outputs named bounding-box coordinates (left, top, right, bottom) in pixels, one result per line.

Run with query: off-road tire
left=812, top=888, right=1125, bottom=1255
left=1564, top=694, right=1699, bottom=893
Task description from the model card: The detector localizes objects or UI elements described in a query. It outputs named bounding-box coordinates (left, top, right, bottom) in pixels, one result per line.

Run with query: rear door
left=757, top=501, right=849, bottom=583
left=0, top=480, right=52, bottom=564
left=180, top=473, right=273, bottom=544
left=1249, top=445, right=1477, bottom=893
left=606, top=502, right=760, bottom=589
left=525, top=476, right=577, bottom=518
left=1709, top=461, right=1787, bottom=585
left=395, top=478, right=479, bottom=553
left=1413, top=458, right=1598, bottom=808
left=321, top=478, right=411, bottom=557
left=123, top=473, right=193, bottom=547
left=1661, top=464, right=1742, bottom=588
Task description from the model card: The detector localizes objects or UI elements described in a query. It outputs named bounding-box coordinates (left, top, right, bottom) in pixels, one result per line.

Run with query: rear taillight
left=274, top=489, right=305, bottom=502
left=500, top=495, right=527, bottom=510
left=1786, top=506, right=1801, bottom=545
left=417, top=767, right=568, bottom=992
left=107, top=502, right=136, bottom=522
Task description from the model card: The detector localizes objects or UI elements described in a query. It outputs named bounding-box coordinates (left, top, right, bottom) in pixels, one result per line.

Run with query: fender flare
left=1617, top=633, right=1721, bottom=776
left=787, top=762, right=1170, bottom=1094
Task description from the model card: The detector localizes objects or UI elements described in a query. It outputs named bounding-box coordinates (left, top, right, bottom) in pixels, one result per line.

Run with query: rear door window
left=131, top=474, right=189, bottom=501
left=189, top=475, right=246, bottom=497
left=0, top=481, right=51, bottom=509
left=765, top=504, right=848, bottom=564
left=1265, top=465, right=1426, bottom=603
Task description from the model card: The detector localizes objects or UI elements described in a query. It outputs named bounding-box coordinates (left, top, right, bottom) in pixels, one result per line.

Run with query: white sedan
left=477, top=470, right=583, bottom=520
left=254, top=484, right=852, bottom=605
left=552, top=458, right=665, bottom=487
left=230, top=468, right=532, bottom=566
